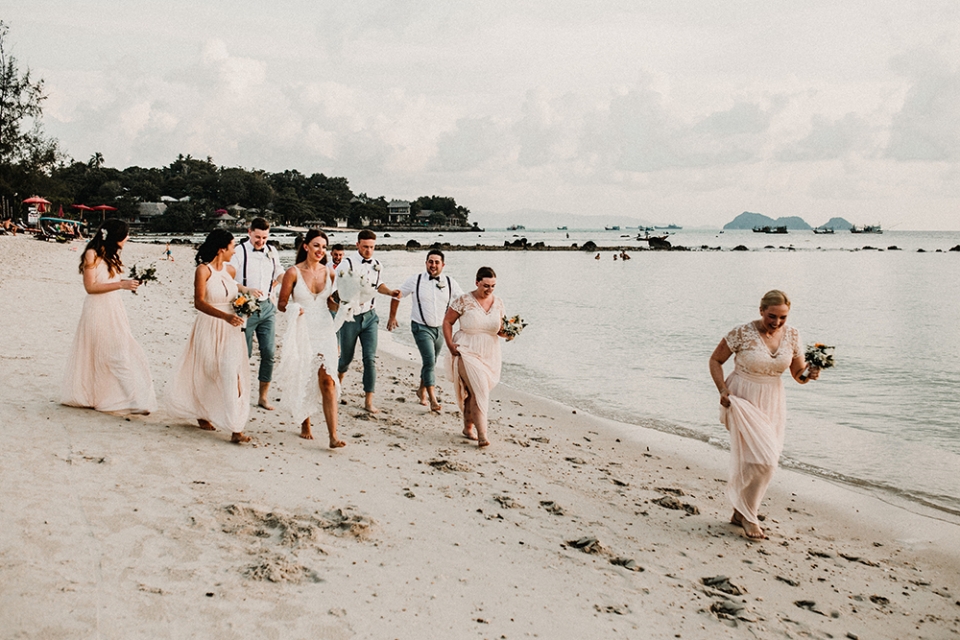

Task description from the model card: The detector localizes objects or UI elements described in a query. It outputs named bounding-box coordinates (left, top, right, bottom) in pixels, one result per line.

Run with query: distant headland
left=723, top=211, right=852, bottom=231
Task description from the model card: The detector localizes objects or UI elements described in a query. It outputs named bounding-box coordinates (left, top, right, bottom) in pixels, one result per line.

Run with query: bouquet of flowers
left=332, top=265, right=379, bottom=330
left=232, top=293, right=261, bottom=318
left=127, top=264, right=158, bottom=294
left=800, top=343, right=835, bottom=381
left=501, top=315, right=528, bottom=340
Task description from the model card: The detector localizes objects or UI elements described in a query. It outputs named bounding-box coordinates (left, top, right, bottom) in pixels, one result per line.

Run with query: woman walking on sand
left=708, top=289, right=819, bottom=539
left=443, top=266, right=512, bottom=448
left=276, top=229, right=345, bottom=448
left=167, top=229, right=254, bottom=443
left=61, top=219, right=157, bottom=414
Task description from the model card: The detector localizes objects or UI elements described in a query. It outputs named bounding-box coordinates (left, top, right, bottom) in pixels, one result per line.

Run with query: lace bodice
left=724, top=322, right=801, bottom=378
left=450, top=293, right=504, bottom=336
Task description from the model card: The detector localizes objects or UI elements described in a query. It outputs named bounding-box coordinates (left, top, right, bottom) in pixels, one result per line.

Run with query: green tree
left=0, top=21, right=59, bottom=169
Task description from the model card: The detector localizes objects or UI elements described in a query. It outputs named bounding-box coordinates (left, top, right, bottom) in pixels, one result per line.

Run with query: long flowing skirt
left=167, top=313, right=250, bottom=433
left=720, top=370, right=786, bottom=524
left=447, top=330, right=501, bottom=427
left=61, top=292, right=157, bottom=414
left=276, top=302, right=340, bottom=425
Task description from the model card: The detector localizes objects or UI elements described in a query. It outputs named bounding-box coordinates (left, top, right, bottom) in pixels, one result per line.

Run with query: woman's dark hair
left=195, top=229, right=235, bottom=265
left=295, top=229, right=329, bottom=264
left=79, top=218, right=129, bottom=276
left=475, top=266, right=496, bottom=281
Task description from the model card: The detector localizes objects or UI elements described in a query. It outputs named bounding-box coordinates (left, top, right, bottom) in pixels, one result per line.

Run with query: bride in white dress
left=276, top=229, right=345, bottom=448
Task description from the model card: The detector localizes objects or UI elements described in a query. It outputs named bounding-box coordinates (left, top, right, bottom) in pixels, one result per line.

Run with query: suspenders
left=414, top=273, right=451, bottom=327
left=240, top=242, right=278, bottom=294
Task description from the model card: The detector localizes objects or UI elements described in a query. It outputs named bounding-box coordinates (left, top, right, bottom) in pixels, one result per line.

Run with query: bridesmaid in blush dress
left=442, top=266, right=511, bottom=448
left=61, top=219, right=157, bottom=414
left=708, top=289, right=819, bottom=540
left=167, top=229, right=257, bottom=443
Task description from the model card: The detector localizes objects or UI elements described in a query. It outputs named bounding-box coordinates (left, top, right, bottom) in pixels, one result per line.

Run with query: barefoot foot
left=329, top=439, right=346, bottom=449
left=417, top=389, right=429, bottom=406
left=300, top=430, right=314, bottom=440
left=462, top=427, right=478, bottom=440
left=740, top=521, right=766, bottom=540
left=430, top=402, right=442, bottom=413
left=477, top=438, right=490, bottom=448
left=364, top=404, right=380, bottom=414
left=198, top=419, right=216, bottom=431
left=230, top=432, right=251, bottom=444
left=258, top=400, right=275, bottom=411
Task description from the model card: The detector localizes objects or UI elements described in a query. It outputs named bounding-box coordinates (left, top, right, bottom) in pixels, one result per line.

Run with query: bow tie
left=361, top=259, right=372, bottom=264
left=429, top=276, right=440, bottom=281
left=252, top=247, right=265, bottom=252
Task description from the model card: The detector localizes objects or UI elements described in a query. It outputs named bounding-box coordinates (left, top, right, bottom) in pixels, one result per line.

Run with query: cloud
left=775, top=113, right=872, bottom=161
left=885, top=52, right=960, bottom=161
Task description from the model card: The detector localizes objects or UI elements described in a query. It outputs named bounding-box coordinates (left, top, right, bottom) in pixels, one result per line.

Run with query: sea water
left=275, top=229, right=960, bottom=516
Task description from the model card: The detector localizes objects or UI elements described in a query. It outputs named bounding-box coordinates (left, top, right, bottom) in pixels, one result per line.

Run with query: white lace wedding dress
left=277, top=268, right=341, bottom=424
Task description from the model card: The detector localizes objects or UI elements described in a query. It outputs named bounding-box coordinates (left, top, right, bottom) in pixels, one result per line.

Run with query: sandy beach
left=1, top=234, right=958, bottom=639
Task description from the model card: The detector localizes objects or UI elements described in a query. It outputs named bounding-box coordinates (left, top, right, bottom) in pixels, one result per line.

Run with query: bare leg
left=730, top=510, right=766, bottom=540
left=364, top=391, right=379, bottom=414
left=258, top=381, right=274, bottom=410
left=457, top=359, right=478, bottom=440
left=320, top=368, right=345, bottom=448
left=417, top=382, right=429, bottom=406
left=300, top=417, right=313, bottom=440
left=197, top=419, right=216, bottom=431
left=426, top=385, right=441, bottom=412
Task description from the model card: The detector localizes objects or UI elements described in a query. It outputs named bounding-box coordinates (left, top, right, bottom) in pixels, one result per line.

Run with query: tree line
left=0, top=21, right=473, bottom=233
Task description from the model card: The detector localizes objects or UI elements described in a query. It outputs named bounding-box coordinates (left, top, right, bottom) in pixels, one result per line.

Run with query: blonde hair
left=760, top=289, right=791, bottom=309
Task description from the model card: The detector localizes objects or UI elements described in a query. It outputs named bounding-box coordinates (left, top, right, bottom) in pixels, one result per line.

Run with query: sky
left=6, top=1, right=960, bottom=229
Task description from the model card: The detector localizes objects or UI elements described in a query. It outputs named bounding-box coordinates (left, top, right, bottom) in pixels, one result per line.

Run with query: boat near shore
left=850, top=224, right=882, bottom=234
left=753, top=225, right=788, bottom=234
left=813, top=227, right=835, bottom=234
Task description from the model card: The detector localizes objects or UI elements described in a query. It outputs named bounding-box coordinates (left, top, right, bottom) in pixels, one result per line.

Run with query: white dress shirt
left=229, top=241, right=283, bottom=302
left=398, top=271, right=464, bottom=327
left=337, top=252, right=383, bottom=314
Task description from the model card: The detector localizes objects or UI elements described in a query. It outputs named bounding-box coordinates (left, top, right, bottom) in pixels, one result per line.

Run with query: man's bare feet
left=197, top=419, right=216, bottom=431
left=230, top=432, right=251, bottom=444
left=329, top=439, right=346, bottom=449
left=462, top=427, right=478, bottom=440
left=477, top=438, right=490, bottom=448
left=430, top=402, right=442, bottom=413
left=364, top=404, right=380, bottom=414
left=417, top=387, right=429, bottom=406
left=258, top=400, right=275, bottom=410
left=257, top=383, right=274, bottom=410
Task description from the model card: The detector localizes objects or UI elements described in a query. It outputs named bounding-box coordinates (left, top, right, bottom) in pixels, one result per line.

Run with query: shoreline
left=2, top=234, right=958, bottom=638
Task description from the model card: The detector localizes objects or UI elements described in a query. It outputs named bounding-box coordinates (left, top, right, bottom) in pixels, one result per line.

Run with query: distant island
left=723, top=211, right=852, bottom=231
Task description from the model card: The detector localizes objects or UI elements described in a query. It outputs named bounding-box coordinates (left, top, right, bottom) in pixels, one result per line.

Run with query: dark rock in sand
left=702, top=575, right=745, bottom=595
left=795, top=600, right=827, bottom=615
left=732, top=245, right=749, bottom=251
left=610, top=557, right=644, bottom=572
left=581, top=240, right=598, bottom=252
left=776, top=575, right=800, bottom=586
left=566, top=536, right=603, bottom=554
left=950, top=244, right=960, bottom=252
left=405, top=239, right=421, bottom=248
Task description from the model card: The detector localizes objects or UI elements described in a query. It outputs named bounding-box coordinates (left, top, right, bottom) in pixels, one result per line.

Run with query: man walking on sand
left=388, top=249, right=463, bottom=412
left=337, top=229, right=399, bottom=413
left=230, top=217, right=284, bottom=410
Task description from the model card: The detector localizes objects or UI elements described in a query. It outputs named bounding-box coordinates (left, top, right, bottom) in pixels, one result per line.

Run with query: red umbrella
left=23, top=196, right=51, bottom=213
left=92, top=204, right=118, bottom=222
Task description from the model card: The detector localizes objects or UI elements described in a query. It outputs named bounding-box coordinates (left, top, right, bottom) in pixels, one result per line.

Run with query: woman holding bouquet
left=276, top=229, right=345, bottom=448
left=61, top=219, right=157, bottom=414
left=168, top=229, right=257, bottom=443
left=708, top=289, right=819, bottom=539
left=443, top=266, right=511, bottom=448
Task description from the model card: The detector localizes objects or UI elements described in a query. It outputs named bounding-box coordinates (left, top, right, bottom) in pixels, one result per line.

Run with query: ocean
left=341, top=228, right=960, bottom=518
left=148, top=226, right=959, bottom=517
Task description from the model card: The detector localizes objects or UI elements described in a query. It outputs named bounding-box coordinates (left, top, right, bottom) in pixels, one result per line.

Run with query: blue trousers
left=338, top=309, right=378, bottom=393
left=244, top=299, right=276, bottom=383
left=411, top=321, right=443, bottom=387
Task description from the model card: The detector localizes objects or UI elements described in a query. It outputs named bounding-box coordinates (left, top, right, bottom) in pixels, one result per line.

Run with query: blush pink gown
left=167, top=264, right=250, bottom=433
left=447, top=293, right=505, bottom=430
left=61, top=260, right=157, bottom=414
left=720, top=322, right=801, bottom=525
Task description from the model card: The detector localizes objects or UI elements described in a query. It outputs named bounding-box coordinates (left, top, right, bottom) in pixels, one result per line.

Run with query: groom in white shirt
left=388, top=249, right=464, bottom=412
left=229, top=217, right=283, bottom=410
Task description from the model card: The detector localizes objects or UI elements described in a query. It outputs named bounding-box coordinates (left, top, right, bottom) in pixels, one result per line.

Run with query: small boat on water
left=813, top=227, right=835, bottom=234
left=753, top=225, right=788, bottom=234
left=654, top=224, right=682, bottom=230
left=605, top=225, right=621, bottom=231
left=557, top=226, right=568, bottom=230
left=850, top=224, right=882, bottom=234
left=507, top=224, right=526, bottom=231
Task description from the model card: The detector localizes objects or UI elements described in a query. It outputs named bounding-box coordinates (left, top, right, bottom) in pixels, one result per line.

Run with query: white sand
left=1, top=234, right=958, bottom=639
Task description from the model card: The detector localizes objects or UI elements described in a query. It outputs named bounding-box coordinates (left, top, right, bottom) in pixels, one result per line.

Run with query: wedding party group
left=60, top=217, right=827, bottom=541
left=60, top=219, right=519, bottom=451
